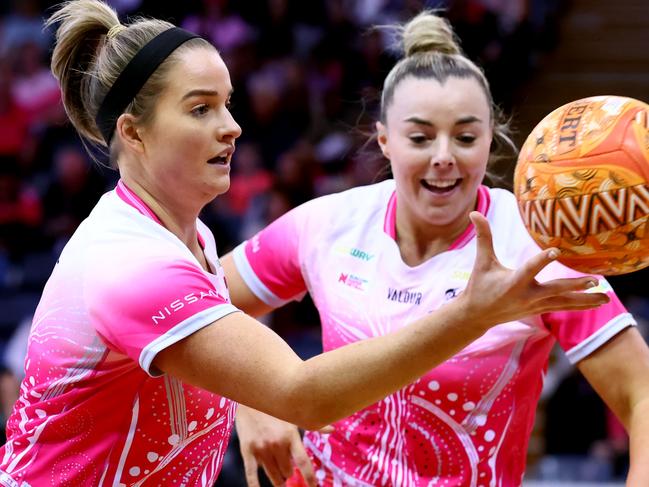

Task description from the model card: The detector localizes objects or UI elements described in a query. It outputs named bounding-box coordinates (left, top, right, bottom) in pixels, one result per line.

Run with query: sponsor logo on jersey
left=451, top=270, right=471, bottom=281
left=334, top=245, right=375, bottom=261
left=151, top=289, right=225, bottom=324
left=387, top=288, right=422, bottom=305
left=338, top=272, right=368, bottom=291
left=250, top=234, right=261, bottom=253
left=444, top=287, right=462, bottom=301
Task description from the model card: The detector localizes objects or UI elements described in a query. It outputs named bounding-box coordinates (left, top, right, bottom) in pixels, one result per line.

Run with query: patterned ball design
left=514, top=95, right=649, bottom=275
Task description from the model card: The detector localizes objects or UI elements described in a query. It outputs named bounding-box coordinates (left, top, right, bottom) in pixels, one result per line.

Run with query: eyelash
left=191, top=104, right=210, bottom=117
left=190, top=100, right=233, bottom=117
left=457, top=135, right=476, bottom=144
left=409, top=134, right=477, bottom=145
left=409, top=135, right=428, bottom=144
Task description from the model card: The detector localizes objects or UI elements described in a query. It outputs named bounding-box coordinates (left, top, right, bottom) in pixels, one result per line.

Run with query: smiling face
left=377, top=75, right=493, bottom=233
left=134, top=46, right=242, bottom=206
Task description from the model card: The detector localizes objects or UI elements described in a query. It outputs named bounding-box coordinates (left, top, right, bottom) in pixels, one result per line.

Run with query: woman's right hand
left=458, top=211, right=609, bottom=331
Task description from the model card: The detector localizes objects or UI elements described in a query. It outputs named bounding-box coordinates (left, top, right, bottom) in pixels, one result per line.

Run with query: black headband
left=95, top=27, right=201, bottom=145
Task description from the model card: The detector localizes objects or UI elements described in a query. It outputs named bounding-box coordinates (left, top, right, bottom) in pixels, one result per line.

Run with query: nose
left=431, top=137, right=454, bottom=168
left=220, top=109, right=242, bottom=143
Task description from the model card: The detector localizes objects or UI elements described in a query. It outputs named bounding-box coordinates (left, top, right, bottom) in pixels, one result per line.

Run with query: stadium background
left=0, top=0, right=647, bottom=485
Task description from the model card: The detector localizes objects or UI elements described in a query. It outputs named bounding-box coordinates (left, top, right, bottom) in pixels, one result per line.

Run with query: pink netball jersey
left=233, top=180, right=635, bottom=487
left=0, top=181, right=240, bottom=487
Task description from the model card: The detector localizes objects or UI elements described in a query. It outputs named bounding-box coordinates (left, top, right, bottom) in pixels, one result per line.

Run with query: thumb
left=470, top=211, right=496, bottom=265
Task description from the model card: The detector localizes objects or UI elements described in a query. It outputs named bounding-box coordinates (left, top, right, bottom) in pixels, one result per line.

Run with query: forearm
left=165, top=224, right=606, bottom=429
left=288, top=300, right=484, bottom=428
left=159, top=300, right=486, bottom=430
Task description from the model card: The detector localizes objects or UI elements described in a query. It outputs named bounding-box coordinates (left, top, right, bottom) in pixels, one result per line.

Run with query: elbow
left=277, top=370, right=342, bottom=431
left=284, top=401, right=337, bottom=431
left=295, top=403, right=337, bottom=431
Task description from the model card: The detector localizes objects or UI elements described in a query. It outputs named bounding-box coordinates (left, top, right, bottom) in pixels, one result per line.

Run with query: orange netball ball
left=514, top=95, right=649, bottom=275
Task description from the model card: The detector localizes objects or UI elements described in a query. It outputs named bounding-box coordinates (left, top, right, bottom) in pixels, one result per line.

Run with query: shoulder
left=484, top=187, right=604, bottom=280
left=485, top=187, right=520, bottom=220
left=85, top=243, right=216, bottom=335
left=77, top=193, right=201, bottom=287
left=294, top=180, right=395, bottom=231
left=483, top=187, right=543, bottom=263
left=485, top=187, right=530, bottom=234
left=316, top=180, right=394, bottom=208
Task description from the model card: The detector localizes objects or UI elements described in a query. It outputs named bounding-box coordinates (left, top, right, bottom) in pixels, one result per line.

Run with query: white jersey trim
left=139, top=304, right=240, bottom=376
left=113, top=395, right=139, bottom=485
left=232, top=243, right=292, bottom=308
left=566, top=312, right=636, bottom=364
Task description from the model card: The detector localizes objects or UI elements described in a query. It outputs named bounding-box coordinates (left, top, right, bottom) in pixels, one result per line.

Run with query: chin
left=213, top=177, right=231, bottom=195
left=199, top=181, right=230, bottom=204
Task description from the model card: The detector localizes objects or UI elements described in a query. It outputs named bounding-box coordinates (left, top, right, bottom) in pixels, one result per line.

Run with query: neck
left=394, top=198, right=477, bottom=267
left=120, top=175, right=201, bottom=249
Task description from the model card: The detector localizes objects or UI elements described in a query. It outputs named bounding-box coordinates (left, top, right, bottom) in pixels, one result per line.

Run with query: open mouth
left=207, top=145, right=235, bottom=165
left=207, top=155, right=229, bottom=165
left=421, top=178, right=461, bottom=193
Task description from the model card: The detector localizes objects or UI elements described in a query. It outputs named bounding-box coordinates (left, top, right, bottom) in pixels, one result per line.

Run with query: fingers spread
left=470, top=211, right=502, bottom=272
left=470, top=212, right=495, bottom=261
left=534, top=292, right=610, bottom=314
left=538, top=276, right=600, bottom=296
left=514, top=247, right=560, bottom=284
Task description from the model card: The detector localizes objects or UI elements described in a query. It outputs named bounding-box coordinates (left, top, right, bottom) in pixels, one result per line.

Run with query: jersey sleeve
left=542, top=272, right=636, bottom=364
left=232, top=204, right=310, bottom=307
left=86, top=254, right=239, bottom=376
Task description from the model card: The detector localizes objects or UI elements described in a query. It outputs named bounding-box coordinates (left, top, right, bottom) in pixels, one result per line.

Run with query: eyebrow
left=181, top=88, right=234, bottom=101
left=404, top=115, right=483, bottom=126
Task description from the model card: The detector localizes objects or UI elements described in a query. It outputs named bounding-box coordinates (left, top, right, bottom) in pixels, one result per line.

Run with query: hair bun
left=402, top=12, right=461, bottom=57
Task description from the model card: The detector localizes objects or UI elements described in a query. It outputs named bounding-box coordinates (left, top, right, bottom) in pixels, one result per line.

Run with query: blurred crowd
left=0, top=0, right=645, bottom=484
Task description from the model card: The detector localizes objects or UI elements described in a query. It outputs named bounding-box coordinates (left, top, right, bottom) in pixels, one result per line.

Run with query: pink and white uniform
left=0, top=181, right=240, bottom=486
left=233, top=180, right=635, bottom=487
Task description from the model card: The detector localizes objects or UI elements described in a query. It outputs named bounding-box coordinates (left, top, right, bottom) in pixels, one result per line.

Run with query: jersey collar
left=383, top=184, right=491, bottom=250
left=115, top=179, right=206, bottom=248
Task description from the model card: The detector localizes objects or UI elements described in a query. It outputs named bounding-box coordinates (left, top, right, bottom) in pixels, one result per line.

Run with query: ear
left=487, top=123, right=496, bottom=153
left=376, top=121, right=389, bottom=159
left=115, top=113, right=145, bottom=154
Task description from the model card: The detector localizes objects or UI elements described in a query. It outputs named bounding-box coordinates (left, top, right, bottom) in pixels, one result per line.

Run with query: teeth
left=425, top=179, right=457, bottom=188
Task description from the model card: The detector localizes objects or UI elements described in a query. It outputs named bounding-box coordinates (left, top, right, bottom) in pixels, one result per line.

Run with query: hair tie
left=107, top=24, right=126, bottom=40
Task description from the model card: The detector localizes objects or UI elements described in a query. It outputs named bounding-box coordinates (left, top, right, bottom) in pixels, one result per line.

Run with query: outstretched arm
left=154, top=213, right=608, bottom=430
